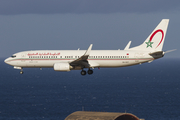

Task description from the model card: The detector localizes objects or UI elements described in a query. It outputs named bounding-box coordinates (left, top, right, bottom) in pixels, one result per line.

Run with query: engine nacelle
left=53, top=63, right=71, bottom=71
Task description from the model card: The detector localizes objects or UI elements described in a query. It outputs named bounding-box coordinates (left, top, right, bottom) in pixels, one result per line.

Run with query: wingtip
left=89, top=44, right=93, bottom=49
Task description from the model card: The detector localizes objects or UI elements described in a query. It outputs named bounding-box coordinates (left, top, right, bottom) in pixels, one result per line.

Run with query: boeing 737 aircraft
left=5, top=19, right=171, bottom=75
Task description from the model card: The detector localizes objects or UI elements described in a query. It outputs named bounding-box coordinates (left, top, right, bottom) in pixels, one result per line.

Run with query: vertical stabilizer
left=130, top=19, right=169, bottom=51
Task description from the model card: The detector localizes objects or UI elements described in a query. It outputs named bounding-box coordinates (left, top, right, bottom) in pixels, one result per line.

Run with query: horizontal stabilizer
left=164, top=49, right=176, bottom=54
left=148, top=60, right=154, bottom=63
left=149, top=49, right=176, bottom=56
left=149, top=51, right=163, bottom=55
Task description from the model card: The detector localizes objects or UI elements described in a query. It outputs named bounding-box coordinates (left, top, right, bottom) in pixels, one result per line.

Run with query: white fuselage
left=3, top=19, right=169, bottom=75
left=4, top=50, right=158, bottom=69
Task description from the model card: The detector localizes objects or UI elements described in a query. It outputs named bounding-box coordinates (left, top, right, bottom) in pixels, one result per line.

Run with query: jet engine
left=53, top=63, right=71, bottom=71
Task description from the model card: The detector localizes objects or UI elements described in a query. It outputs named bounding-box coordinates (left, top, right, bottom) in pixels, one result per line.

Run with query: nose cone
left=4, top=57, right=17, bottom=66
left=4, top=58, right=10, bottom=64
left=4, top=58, right=8, bottom=63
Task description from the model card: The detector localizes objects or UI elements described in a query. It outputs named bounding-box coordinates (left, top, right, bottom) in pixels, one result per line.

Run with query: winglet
left=84, top=44, right=93, bottom=56
left=124, top=41, right=131, bottom=50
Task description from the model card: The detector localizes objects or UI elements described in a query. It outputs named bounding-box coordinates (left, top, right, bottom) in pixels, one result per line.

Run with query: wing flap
left=88, top=61, right=99, bottom=68
left=70, top=44, right=93, bottom=68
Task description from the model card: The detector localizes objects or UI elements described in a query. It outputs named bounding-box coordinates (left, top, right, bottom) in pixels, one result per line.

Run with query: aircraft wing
left=70, top=44, right=93, bottom=68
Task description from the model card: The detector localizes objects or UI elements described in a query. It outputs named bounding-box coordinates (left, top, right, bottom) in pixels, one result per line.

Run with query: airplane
left=4, top=19, right=172, bottom=75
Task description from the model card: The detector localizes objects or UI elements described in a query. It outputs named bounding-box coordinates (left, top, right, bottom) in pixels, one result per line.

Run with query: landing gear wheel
left=81, top=70, right=86, bottom=76
left=20, top=71, right=23, bottom=74
left=87, top=69, right=93, bottom=75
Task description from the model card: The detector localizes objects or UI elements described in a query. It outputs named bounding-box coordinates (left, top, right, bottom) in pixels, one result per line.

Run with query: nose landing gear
left=20, top=68, right=23, bottom=74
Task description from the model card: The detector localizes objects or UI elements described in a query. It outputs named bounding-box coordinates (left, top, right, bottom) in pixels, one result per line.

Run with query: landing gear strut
left=20, top=68, right=23, bottom=74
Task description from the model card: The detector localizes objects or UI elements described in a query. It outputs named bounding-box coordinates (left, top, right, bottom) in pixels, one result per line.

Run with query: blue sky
left=0, top=0, right=179, bottom=58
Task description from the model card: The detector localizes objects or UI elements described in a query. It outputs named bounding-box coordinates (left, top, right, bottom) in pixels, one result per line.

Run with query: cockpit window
left=11, top=55, right=16, bottom=58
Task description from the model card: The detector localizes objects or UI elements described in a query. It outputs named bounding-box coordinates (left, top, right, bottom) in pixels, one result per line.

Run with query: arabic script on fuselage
left=27, top=53, right=60, bottom=56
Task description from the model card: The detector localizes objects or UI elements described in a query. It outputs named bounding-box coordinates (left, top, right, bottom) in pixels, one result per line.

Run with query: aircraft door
left=134, top=53, right=139, bottom=62
left=20, top=53, right=27, bottom=66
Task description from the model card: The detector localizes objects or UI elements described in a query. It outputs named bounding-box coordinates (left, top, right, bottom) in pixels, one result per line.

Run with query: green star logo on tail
left=146, top=40, right=154, bottom=48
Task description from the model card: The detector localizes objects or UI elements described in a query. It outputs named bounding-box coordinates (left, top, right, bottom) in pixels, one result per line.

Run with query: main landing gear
left=81, top=69, right=93, bottom=76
